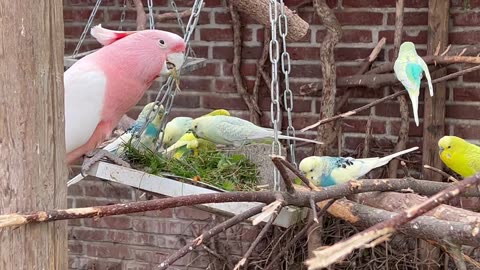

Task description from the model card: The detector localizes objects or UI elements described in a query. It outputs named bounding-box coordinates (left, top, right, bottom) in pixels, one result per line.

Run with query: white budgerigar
left=299, top=147, right=419, bottom=187
left=191, top=115, right=321, bottom=147
left=394, top=42, right=434, bottom=126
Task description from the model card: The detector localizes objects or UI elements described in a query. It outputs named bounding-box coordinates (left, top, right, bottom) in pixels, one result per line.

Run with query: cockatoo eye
left=158, top=39, right=166, bottom=48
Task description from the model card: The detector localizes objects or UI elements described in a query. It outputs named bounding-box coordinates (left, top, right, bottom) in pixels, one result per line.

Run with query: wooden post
left=420, top=0, right=450, bottom=269
left=0, top=1, right=67, bottom=269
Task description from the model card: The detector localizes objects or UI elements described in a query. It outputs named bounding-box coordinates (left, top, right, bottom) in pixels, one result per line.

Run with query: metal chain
left=278, top=0, right=296, bottom=167
left=133, top=0, right=204, bottom=150
left=171, top=0, right=186, bottom=36
left=269, top=0, right=282, bottom=192
left=72, top=0, right=102, bottom=58
left=118, top=0, right=128, bottom=30
left=147, top=0, right=155, bottom=29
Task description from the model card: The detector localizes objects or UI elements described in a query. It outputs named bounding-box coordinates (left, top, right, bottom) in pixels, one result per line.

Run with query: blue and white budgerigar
left=161, top=109, right=231, bottom=147
left=191, top=115, right=322, bottom=147
left=394, top=42, right=434, bottom=126
left=103, top=102, right=165, bottom=155
left=299, top=147, right=419, bottom=187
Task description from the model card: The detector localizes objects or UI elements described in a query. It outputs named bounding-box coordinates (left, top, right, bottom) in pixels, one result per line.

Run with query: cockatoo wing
left=64, top=64, right=107, bottom=153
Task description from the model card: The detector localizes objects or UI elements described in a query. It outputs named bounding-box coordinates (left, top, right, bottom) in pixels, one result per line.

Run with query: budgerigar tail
left=277, top=134, right=323, bottom=145
left=376, top=146, right=419, bottom=168
left=408, top=90, right=420, bottom=127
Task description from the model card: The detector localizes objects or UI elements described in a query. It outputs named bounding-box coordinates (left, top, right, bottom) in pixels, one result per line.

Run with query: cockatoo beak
left=160, top=52, right=185, bottom=75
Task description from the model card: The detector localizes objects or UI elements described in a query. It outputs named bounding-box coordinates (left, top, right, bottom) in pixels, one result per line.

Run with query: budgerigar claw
left=81, top=149, right=131, bottom=176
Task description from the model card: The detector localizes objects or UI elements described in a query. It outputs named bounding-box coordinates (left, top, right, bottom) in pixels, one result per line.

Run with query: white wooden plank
left=87, top=162, right=307, bottom=228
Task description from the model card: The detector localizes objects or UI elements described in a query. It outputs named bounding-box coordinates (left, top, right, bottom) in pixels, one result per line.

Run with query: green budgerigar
left=191, top=115, right=321, bottom=147
left=393, top=42, right=434, bottom=126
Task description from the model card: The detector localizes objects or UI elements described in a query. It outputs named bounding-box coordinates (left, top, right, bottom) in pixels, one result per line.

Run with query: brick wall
left=64, top=0, right=480, bottom=269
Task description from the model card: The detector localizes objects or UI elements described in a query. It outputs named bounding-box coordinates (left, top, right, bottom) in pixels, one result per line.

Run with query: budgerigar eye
left=448, top=146, right=451, bottom=149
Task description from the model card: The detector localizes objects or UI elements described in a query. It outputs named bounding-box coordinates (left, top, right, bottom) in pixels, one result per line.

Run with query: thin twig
left=132, top=0, right=147, bottom=30
left=423, top=165, right=459, bottom=182
left=155, top=9, right=192, bottom=22
left=234, top=207, right=280, bottom=269
left=271, top=155, right=295, bottom=194
left=159, top=205, right=264, bottom=270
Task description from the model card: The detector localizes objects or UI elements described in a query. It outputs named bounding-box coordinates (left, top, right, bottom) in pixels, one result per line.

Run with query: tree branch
left=313, top=0, right=342, bottom=156
left=305, top=173, right=480, bottom=269
left=228, top=1, right=262, bottom=124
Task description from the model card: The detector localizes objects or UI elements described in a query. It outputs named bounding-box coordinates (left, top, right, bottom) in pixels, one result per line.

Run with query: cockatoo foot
left=81, top=149, right=131, bottom=176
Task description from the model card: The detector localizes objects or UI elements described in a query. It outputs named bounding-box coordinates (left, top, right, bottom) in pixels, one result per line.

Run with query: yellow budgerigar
left=438, top=135, right=480, bottom=178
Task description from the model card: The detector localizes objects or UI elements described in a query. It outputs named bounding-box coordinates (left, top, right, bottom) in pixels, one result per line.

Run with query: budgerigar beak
left=438, top=146, right=444, bottom=155
left=160, top=52, right=185, bottom=75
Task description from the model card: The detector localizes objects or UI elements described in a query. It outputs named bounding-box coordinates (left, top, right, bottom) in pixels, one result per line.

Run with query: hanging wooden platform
left=84, top=161, right=308, bottom=228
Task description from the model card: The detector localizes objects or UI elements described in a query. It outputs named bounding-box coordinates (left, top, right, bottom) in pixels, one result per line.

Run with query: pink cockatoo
left=65, top=25, right=186, bottom=171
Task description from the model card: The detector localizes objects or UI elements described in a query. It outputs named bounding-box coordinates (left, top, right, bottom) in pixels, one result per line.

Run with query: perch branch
left=313, top=0, right=342, bottom=155
left=4, top=178, right=479, bottom=229
left=300, top=65, right=480, bottom=131
left=132, top=0, right=147, bottom=30
left=232, top=0, right=309, bottom=41
left=424, top=165, right=459, bottom=182
left=154, top=9, right=192, bottom=22
left=305, top=173, right=480, bottom=270
left=271, top=155, right=295, bottom=194
left=251, top=28, right=270, bottom=118
left=158, top=205, right=264, bottom=270
left=228, top=1, right=262, bottom=124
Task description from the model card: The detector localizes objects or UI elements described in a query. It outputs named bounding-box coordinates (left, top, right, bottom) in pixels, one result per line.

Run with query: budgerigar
left=165, top=132, right=216, bottom=159
left=438, top=136, right=480, bottom=178
left=65, top=24, right=185, bottom=174
left=104, top=102, right=165, bottom=155
left=191, top=115, right=321, bottom=147
left=162, top=109, right=231, bottom=147
left=299, top=147, right=419, bottom=187
left=394, top=42, right=434, bottom=126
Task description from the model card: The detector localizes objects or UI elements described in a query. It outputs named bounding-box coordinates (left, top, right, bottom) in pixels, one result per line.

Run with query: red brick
left=68, top=242, right=83, bottom=254
left=212, top=46, right=262, bottom=61
left=75, top=197, right=120, bottom=208
left=104, top=230, right=155, bottom=246
left=172, top=94, right=201, bottom=108
left=179, top=78, right=212, bottom=92
left=335, top=48, right=382, bottom=62
left=204, top=0, right=222, bottom=7
left=68, top=184, right=83, bottom=196
left=69, top=0, right=116, bottom=6
left=451, top=0, right=480, bottom=7
left=124, top=262, right=154, bottom=270
left=453, top=87, right=480, bottom=101
left=340, top=30, right=372, bottom=43
left=288, top=46, right=320, bottom=60
left=190, top=45, right=209, bottom=59
left=336, top=12, right=384, bottom=26
left=349, top=87, right=386, bottom=99
left=200, top=28, right=233, bottom=41
left=174, top=207, right=213, bottom=220
left=189, top=62, right=221, bottom=76
left=446, top=104, right=480, bottom=120
left=64, top=8, right=105, bottom=22
left=134, top=249, right=168, bottom=264
left=214, top=12, right=231, bottom=24
left=132, top=219, right=196, bottom=235
left=375, top=102, right=401, bottom=117
left=387, top=12, right=428, bottom=26
left=379, top=30, right=428, bottom=45
left=453, top=124, right=480, bottom=140
left=343, top=0, right=426, bottom=8
left=86, top=243, right=133, bottom=259
left=390, top=121, right=424, bottom=137
left=337, top=65, right=362, bottom=77
left=83, top=181, right=132, bottom=199
left=290, top=64, right=322, bottom=78
left=70, top=228, right=106, bottom=241
left=449, top=31, right=480, bottom=45
left=291, top=114, right=322, bottom=130
left=223, top=62, right=257, bottom=77
left=106, top=9, right=138, bottom=22
left=324, top=102, right=371, bottom=115
left=202, top=95, right=248, bottom=110
left=164, top=0, right=193, bottom=7
left=342, top=119, right=386, bottom=134
left=68, top=218, right=82, bottom=227
left=214, top=79, right=237, bottom=93
left=83, top=216, right=133, bottom=230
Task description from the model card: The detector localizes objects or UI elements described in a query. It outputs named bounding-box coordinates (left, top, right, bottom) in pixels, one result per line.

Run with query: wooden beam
left=0, top=0, right=68, bottom=269
left=420, top=0, right=450, bottom=269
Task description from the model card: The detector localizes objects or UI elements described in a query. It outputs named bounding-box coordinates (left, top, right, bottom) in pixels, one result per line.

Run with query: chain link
left=118, top=0, right=128, bottom=30
left=147, top=0, right=155, bottom=29
left=72, top=0, right=102, bottom=58
left=269, top=0, right=282, bottom=192
left=133, top=0, right=204, bottom=150
left=278, top=0, right=296, bottom=167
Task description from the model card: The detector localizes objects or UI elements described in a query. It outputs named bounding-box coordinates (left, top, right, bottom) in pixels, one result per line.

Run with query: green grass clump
left=122, top=141, right=260, bottom=192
